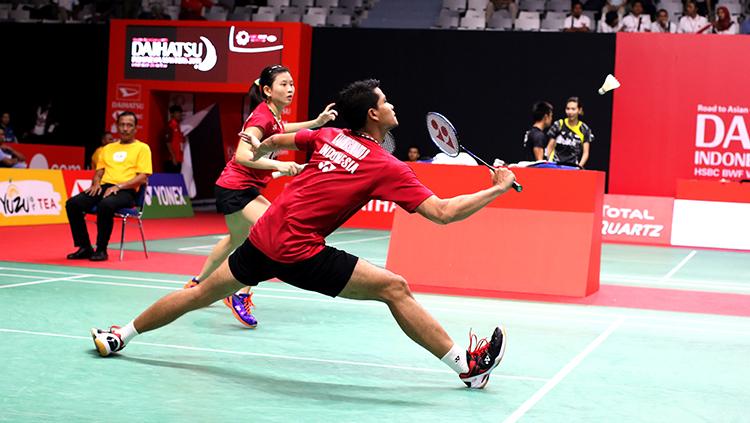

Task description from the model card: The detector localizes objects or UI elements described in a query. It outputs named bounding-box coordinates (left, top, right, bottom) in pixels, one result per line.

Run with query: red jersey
left=250, top=128, right=434, bottom=263
left=215, top=102, right=284, bottom=190
left=167, top=118, right=185, bottom=163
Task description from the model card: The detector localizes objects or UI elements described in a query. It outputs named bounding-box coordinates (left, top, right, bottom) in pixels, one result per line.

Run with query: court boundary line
left=660, top=250, right=697, bottom=281
left=0, top=327, right=548, bottom=382
left=502, top=318, right=625, bottom=423
left=0, top=275, right=87, bottom=289
left=2, top=266, right=750, bottom=333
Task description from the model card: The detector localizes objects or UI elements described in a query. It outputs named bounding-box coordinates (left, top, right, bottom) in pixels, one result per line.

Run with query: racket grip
left=512, top=181, right=523, bottom=192
left=271, top=171, right=284, bottom=179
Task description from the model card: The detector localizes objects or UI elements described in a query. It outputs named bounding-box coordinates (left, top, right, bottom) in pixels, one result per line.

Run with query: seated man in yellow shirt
left=65, top=112, right=152, bottom=261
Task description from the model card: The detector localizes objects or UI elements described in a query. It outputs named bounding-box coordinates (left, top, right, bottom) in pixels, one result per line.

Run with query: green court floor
left=1, top=230, right=749, bottom=422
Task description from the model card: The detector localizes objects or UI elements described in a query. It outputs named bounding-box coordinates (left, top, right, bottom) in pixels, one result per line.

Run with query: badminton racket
left=426, top=112, right=522, bottom=192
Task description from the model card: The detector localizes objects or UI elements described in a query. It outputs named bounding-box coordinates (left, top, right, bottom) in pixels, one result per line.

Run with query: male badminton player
left=91, top=79, right=516, bottom=389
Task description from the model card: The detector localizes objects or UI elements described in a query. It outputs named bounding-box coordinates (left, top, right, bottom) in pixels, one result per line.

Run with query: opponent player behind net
left=91, top=79, right=516, bottom=389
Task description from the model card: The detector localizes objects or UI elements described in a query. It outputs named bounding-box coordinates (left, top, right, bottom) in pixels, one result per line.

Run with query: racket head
left=426, top=112, right=460, bottom=157
left=382, top=131, right=396, bottom=154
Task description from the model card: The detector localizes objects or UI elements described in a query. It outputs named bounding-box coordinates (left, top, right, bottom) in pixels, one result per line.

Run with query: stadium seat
left=86, top=185, right=149, bottom=261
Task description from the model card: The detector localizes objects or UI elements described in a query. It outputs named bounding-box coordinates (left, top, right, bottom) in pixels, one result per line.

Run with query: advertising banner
left=12, top=144, right=85, bottom=170
left=0, top=169, right=68, bottom=226
left=142, top=173, right=193, bottom=219
left=601, top=194, right=673, bottom=245
left=610, top=34, right=750, bottom=197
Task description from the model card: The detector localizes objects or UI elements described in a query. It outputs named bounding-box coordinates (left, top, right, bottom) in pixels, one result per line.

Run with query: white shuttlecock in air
left=598, top=74, right=621, bottom=95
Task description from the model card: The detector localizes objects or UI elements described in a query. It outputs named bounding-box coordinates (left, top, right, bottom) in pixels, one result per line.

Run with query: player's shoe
left=223, top=292, right=258, bottom=328
left=183, top=277, right=200, bottom=289
left=459, top=325, right=507, bottom=389
left=90, top=326, right=125, bottom=357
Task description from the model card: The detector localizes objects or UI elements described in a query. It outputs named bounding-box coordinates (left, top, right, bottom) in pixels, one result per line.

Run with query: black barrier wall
left=0, top=23, right=109, bottom=160
left=309, top=29, right=615, bottom=172
left=2, top=24, right=615, bottom=174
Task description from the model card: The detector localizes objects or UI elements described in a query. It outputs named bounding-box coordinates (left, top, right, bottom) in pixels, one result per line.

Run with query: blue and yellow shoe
left=183, top=277, right=200, bottom=289
left=223, top=292, right=258, bottom=328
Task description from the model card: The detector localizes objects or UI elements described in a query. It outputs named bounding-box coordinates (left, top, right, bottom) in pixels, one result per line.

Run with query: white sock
left=117, top=320, right=139, bottom=344
left=440, top=344, right=469, bottom=374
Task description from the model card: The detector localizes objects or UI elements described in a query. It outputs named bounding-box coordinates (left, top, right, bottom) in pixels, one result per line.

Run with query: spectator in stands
left=91, top=132, right=114, bottom=170
left=651, top=9, right=677, bottom=32
left=0, top=112, right=18, bottom=142
left=679, top=1, right=711, bottom=33
left=523, top=101, right=554, bottom=161
left=164, top=105, right=185, bottom=173
left=405, top=145, right=421, bottom=162
left=180, top=0, right=213, bottom=20
left=599, top=10, right=622, bottom=32
left=26, top=99, right=59, bottom=142
left=547, top=97, right=594, bottom=168
left=621, top=0, right=651, bottom=32
left=65, top=112, right=152, bottom=262
left=486, top=0, right=518, bottom=25
left=55, top=0, right=78, bottom=21
left=741, top=15, right=750, bottom=34
left=563, top=1, right=591, bottom=32
left=712, top=6, right=738, bottom=34
left=0, top=128, right=26, bottom=168
left=138, top=2, right=171, bottom=19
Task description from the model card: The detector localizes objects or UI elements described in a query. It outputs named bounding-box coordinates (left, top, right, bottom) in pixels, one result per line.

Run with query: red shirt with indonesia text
left=250, top=128, right=434, bottom=263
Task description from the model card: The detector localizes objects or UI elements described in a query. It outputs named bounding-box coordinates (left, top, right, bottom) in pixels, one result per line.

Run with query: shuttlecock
left=598, top=74, right=620, bottom=95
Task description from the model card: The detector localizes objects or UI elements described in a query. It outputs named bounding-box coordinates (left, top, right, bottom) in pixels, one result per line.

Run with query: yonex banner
left=0, top=169, right=69, bottom=226
left=142, top=173, right=193, bottom=219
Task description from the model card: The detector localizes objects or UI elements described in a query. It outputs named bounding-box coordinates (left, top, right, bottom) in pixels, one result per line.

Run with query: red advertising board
left=61, top=170, right=95, bottom=197
left=610, top=34, right=750, bottom=197
left=601, top=194, right=673, bottom=246
left=13, top=144, right=85, bottom=170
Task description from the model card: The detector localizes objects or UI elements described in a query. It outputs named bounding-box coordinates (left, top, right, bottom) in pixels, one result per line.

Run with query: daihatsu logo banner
left=131, top=36, right=217, bottom=71
left=124, top=25, right=283, bottom=83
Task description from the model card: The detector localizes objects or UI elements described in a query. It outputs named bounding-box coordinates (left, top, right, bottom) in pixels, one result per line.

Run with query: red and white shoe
left=459, top=326, right=507, bottom=389
left=90, top=326, right=125, bottom=357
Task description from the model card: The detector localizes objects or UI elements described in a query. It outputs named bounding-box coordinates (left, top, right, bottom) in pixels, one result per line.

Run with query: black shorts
left=228, top=239, right=359, bottom=298
left=214, top=185, right=261, bottom=215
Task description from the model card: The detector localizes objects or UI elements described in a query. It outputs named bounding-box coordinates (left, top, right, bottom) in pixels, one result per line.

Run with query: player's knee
left=380, top=275, right=411, bottom=302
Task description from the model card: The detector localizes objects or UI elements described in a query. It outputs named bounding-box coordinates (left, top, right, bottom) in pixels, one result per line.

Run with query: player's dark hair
left=408, top=145, right=420, bottom=151
left=606, top=11, right=619, bottom=25
left=248, top=64, right=291, bottom=111
left=117, top=111, right=138, bottom=126
left=532, top=101, right=553, bottom=122
left=337, top=79, right=381, bottom=131
left=631, top=0, right=643, bottom=8
left=572, top=0, right=583, bottom=8
left=168, top=105, right=183, bottom=114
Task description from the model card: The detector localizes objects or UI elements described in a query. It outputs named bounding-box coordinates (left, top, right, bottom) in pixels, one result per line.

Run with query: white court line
left=48, top=279, right=750, bottom=337
left=328, top=229, right=364, bottom=236
left=2, top=267, right=750, bottom=334
left=177, top=245, right=216, bottom=251
left=661, top=250, right=697, bottom=281
left=327, top=235, right=391, bottom=246
left=603, top=277, right=750, bottom=292
left=503, top=318, right=625, bottom=423
left=0, top=275, right=87, bottom=289
left=0, top=328, right=547, bottom=382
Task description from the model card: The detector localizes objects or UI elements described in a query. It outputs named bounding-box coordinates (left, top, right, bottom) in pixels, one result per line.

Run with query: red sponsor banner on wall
left=12, top=144, right=85, bottom=171
left=610, top=34, right=750, bottom=197
left=602, top=194, right=673, bottom=245
left=61, top=170, right=95, bottom=198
